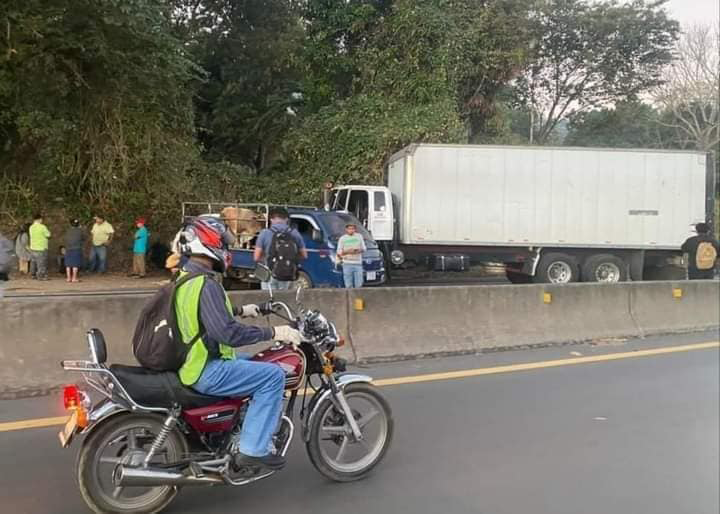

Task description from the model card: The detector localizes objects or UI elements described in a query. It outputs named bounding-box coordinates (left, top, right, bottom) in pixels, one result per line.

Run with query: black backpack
left=131, top=272, right=206, bottom=371
left=267, top=227, right=300, bottom=281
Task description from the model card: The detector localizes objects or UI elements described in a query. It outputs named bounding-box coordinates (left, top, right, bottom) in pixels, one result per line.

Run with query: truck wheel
left=535, top=253, right=579, bottom=284
left=294, top=271, right=313, bottom=289
left=581, top=254, right=627, bottom=283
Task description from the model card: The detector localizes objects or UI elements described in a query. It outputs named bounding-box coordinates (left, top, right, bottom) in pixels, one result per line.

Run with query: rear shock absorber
left=143, top=411, right=179, bottom=467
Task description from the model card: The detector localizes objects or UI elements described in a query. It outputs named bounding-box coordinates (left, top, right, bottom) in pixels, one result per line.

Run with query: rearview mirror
left=311, top=229, right=323, bottom=243
left=254, top=263, right=271, bottom=282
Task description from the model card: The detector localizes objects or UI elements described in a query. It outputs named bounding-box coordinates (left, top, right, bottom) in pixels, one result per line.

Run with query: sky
left=664, top=0, right=719, bottom=28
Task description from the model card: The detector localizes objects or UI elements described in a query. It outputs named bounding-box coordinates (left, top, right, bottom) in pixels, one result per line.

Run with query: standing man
left=29, top=213, right=51, bottom=281
left=681, top=222, right=719, bottom=280
left=88, top=215, right=114, bottom=273
left=253, top=207, right=307, bottom=290
left=131, top=217, right=150, bottom=278
left=337, top=222, right=366, bottom=288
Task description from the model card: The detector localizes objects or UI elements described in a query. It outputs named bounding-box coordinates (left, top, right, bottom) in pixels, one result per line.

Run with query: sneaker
left=233, top=452, right=286, bottom=471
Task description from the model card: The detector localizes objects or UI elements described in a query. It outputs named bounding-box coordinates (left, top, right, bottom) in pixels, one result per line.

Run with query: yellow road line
left=1, top=341, right=717, bottom=434
left=373, top=341, right=719, bottom=387
left=0, top=416, right=69, bottom=433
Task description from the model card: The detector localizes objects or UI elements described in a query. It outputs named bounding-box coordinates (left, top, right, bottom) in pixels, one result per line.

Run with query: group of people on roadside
left=5, top=214, right=150, bottom=282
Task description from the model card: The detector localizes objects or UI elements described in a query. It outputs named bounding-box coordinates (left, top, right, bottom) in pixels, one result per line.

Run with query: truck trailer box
left=386, top=144, right=712, bottom=250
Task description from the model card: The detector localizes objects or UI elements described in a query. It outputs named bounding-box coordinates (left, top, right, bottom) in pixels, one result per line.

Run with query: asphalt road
left=0, top=331, right=717, bottom=514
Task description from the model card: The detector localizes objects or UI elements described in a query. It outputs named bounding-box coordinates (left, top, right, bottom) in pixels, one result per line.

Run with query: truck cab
left=330, top=186, right=394, bottom=242
left=181, top=202, right=386, bottom=288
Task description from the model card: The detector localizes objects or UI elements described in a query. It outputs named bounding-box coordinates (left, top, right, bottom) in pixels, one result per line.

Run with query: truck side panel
left=387, top=155, right=407, bottom=242
left=392, top=145, right=706, bottom=249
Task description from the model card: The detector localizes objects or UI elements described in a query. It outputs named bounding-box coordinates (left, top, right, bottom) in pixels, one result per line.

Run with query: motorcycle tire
left=306, top=383, right=393, bottom=482
left=76, top=413, right=187, bottom=514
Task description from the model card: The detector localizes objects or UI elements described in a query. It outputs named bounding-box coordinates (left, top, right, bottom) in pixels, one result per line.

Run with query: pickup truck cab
left=182, top=203, right=386, bottom=288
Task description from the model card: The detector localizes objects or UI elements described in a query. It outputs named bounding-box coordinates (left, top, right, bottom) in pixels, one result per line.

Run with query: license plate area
left=58, top=410, right=78, bottom=448
left=366, top=271, right=377, bottom=281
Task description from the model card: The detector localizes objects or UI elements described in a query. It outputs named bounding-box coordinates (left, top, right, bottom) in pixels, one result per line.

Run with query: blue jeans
left=193, top=358, right=286, bottom=457
left=343, top=263, right=364, bottom=288
left=87, top=245, right=108, bottom=273
left=261, top=278, right=291, bottom=291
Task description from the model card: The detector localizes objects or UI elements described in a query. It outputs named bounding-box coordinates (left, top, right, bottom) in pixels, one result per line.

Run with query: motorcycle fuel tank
left=251, top=343, right=306, bottom=390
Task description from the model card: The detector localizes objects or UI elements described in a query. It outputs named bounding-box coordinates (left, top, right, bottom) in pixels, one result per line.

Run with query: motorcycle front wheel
left=306, top=383, right=393, bottom=482
left=76, top=413, right=187, bottom=514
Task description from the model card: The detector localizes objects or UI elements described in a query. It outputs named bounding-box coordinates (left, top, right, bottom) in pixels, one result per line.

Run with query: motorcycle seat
left=109, top=364, right=227, bottom=409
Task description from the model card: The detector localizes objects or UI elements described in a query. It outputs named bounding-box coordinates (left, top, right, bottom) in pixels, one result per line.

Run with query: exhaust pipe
left=114, top=465, right=223, bottom=487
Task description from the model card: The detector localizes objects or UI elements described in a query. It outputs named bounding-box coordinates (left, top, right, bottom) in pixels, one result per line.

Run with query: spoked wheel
left=307, top=383, right=393, bottom=482
left=76, top=414, right=187, bottom=514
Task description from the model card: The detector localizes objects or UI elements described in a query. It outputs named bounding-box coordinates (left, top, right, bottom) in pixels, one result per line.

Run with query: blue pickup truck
left=182, top=203, right=386, bottom=288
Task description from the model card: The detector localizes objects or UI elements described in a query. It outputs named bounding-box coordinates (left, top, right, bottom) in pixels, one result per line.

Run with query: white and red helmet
left=179, top=216, right=235, bottom=273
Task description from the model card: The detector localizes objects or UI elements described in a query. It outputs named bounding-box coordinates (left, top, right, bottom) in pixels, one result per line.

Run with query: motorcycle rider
left=176, top=216, right=302, bottom=470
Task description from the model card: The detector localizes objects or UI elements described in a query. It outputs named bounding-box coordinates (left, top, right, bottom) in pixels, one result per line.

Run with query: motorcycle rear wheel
left=306, top=383, right=393, bottom=482
left=76, top=413, right=187, bottom=514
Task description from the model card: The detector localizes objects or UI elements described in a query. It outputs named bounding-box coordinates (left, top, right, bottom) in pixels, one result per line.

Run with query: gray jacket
left=0, top=233, right=14, bottom=273
left=15, top=232, right=30, bottom=260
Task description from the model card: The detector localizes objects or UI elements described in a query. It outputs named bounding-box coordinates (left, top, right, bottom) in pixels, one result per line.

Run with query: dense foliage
left=2, top=0, right=713, bottom=247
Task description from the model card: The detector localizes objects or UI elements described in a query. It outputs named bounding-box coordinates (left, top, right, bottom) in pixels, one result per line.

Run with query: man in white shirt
left=336, top=223, right=366, bottom=288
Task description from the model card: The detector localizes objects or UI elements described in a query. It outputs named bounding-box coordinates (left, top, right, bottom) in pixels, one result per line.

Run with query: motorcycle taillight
left=63, top=385, right=80, bottom=410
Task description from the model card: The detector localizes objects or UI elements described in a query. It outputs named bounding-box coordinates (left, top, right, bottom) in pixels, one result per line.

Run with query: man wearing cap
left=131, top=217, right=150, bottom=278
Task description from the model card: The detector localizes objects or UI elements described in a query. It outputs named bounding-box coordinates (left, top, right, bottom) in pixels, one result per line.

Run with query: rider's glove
left=236, top=304, right=261, bottom=318
left=273, top=325, right=302, bottom=346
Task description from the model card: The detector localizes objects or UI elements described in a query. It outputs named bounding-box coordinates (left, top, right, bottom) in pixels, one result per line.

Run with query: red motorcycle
left=58, top=281, right=393, bottom=513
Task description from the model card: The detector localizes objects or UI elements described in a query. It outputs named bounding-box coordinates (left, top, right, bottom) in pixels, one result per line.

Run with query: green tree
left=173, top=0, right=306, bottom=173
left=281, top=0, right=530, bottom=200
left=514, top=0, right=679, bottom=143
left=564, top=101, right=674, bottom=148
left=0, top=0, right=201, bottom=224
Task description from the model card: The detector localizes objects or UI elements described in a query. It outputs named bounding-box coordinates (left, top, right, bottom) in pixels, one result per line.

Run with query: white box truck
left=330, top=144, right=716, bottom=283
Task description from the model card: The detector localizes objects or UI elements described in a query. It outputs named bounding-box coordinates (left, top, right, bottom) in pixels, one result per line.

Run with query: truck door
left=368, top=189, right=393, bottom=242
left=289, top=214, right=340, bottom=288
left=347, top=189, right=369, bottom=228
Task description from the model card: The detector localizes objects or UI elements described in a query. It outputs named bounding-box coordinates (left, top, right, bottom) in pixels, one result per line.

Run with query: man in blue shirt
left=131, top=217, right=149, bottom=278
left=253, top=207, right=307, bottom=290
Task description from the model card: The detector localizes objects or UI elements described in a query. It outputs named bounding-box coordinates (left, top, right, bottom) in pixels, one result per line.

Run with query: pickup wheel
left=294, top=271, right=313, bottom=289
left=534, top=253, right=579, bottom=284
left=581, top=254, right=627, bottom=283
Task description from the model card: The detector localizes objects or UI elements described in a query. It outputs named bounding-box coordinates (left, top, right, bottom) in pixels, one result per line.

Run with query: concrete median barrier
left=1, top=281, right=718, bottom=397
left=630, top=280, right=720, bottom=335
left=346, top=282, right=642, bottom=361
left=0, top=294, right=145, bottom=397
left=0, top=289, right=348, bottom=398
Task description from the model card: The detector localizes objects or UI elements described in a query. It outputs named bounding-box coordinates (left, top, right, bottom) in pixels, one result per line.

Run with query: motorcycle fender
left=80, top=399, right=130, bottom=436
left=301, top=374, right=372, bottom=442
